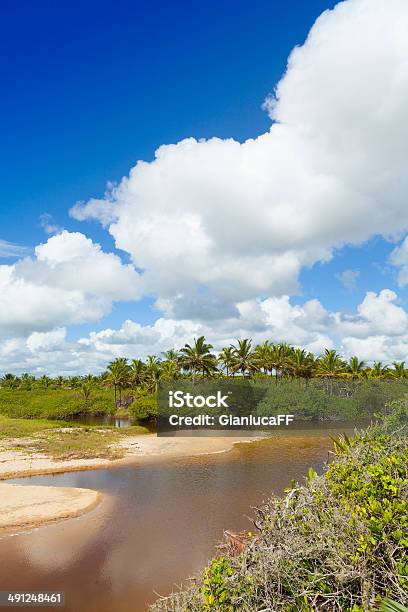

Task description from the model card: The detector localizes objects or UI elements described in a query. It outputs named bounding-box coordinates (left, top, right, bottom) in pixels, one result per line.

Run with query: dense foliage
left=151, top=410, right=408, bottom=611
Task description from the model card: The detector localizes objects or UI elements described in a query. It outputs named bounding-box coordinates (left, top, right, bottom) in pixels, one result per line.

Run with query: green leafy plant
left=200, top=557, right=234, bottom=610
left=381, top=598, right=408, bottom=612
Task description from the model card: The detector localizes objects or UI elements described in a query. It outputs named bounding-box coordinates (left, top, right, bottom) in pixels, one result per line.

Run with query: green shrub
left=151, top=422, right=408, bottom=611
left=130, top=389, right=157, bottom=420
left=0, top=387, right=113, bottom=420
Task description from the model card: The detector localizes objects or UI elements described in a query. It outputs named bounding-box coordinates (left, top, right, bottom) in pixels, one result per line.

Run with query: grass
left=0, top=414, right=69, bottom=438
left=0, top=414, right=150, bottom=460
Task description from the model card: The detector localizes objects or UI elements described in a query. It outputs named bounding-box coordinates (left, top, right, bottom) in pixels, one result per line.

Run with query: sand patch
left=0, top=483, right=100, bottom=532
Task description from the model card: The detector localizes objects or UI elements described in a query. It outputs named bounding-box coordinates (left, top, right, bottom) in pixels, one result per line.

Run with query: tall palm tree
left=130, top=359, right=146, bottom=387
left=230, top=339, right=254, bottom=377
left=144, top=356, right=161, bottom=387
left=179, top=336, right=217, bottom=384
left=270, top=343, right=292, bottom=385
left=347, top=356, right=366, bottom=380
left=315, top=349, right=346, bottom=394
left=106, top=358, right=130, bottom=406
left=145, top=367, right=162, bottom=393
left=287, top=348, right=315, bottom=386
left=252, top=341, right=273, bottom=375
left=218, top=346, right=235, bottom=377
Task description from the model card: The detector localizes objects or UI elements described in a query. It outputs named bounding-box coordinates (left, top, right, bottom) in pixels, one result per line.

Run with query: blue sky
left=1, top=0, right=334, bottom=249
left=1, top=0, right=408, bottom=373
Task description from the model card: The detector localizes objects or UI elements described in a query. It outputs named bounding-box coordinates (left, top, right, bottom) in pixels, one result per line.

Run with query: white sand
left=0, top=483, right=100, bottom=532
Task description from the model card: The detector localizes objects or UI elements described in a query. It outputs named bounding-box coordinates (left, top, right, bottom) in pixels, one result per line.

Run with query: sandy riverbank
left=0, top=434, right=258, bottom=533
left=0, top=434, right=257, bottom=480
left=0, top=483, right=100, bottom=533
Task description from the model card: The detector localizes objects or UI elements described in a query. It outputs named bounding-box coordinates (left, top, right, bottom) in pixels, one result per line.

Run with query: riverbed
left=0, top=425, right=357, bottom=611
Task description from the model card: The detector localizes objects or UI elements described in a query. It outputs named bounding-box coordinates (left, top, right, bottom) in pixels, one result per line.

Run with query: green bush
left=130, top=389, right=157, bottom=420
left=255, top=381, right=359, bottom=421
left=0, top=387, right=113, bottom=420
left=151, top=421, right=408, bottom=611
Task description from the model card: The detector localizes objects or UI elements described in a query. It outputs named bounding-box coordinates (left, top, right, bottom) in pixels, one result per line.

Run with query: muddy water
left=0, top=426, right=356, bottom=612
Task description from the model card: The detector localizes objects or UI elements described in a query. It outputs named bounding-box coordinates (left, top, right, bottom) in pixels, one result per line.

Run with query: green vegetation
left=151, top=410, right=408, bottom=611
left=0, top=414, right=68, bottom=437
left=0, top=387, right=114, bottom=420
left=0, top=414, right=149, bottom=460
left=2, top=338, right=408, bottom=424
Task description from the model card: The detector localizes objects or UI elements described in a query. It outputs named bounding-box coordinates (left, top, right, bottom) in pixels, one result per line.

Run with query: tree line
left=1, top=337, right=407, bottom=405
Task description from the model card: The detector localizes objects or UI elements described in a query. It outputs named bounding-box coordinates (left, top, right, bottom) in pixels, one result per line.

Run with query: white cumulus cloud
left=71, top=0, right=408, bottom=319
left=0, top=231, right=141, bottom=335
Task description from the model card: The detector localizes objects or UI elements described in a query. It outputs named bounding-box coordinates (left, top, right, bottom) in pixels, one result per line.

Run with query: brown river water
left=0, top=425, right=358, bottom=612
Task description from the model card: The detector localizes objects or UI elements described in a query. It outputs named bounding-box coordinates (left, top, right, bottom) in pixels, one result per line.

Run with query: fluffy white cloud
left=337, top=290, right=408, bottom=361
left=26, top=328, right=66, bottom=352
left=71, top=0, right=408, bottom=317
left=0, top=231, right=141, bottom=335
left=335, top=289, right=408, bottom=339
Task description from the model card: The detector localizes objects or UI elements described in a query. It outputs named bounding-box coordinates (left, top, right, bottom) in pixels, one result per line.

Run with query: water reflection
left=0, top=426, right=357, bottom=611
left=71, top=414, right=133, bottom=428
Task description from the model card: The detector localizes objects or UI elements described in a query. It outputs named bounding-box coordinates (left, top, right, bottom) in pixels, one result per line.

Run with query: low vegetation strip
left=0, top=415, right=149, bottom=461
left=151, top=407, right=408, bottom=611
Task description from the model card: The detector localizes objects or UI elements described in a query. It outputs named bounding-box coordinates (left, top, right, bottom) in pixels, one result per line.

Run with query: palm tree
left=368, top=361, right=389, bottom=379
left=38, top=375, right=52, bottom=389
left=160, top=360, right=180, bottom=381
left=218, top=347, right=235, bottom=377
left=146, top=355, right=160, bottom=369
left=130, top=359, right=146, bottom=387
left=347, top=356, right=366, bottom=380
left=78, top=382, right=92, bottom=403
left=82, top=374, right=95, bottom=384
left=106, top=358, right=130, bottom=406
left=315, top=349, right=346, bottom=394
left=0, top=373, right=18, bottom=388
left=391, top=361, right=406, bottom=379
left=67, top=376, right=81, bottom=389
left=287, top=348, right=315, bottom=386
left=270, top=343, right=292, bottom=385
left=20, top=373, right=35, bottom=389
left=55, top=375, right=66, bottom=388
left=162, top=349, right=179, bottom=363
left=230, top=339, right=254, bottom=377
left=252, top=341, right=273, bottom=375
left=179, top=336, right=217, bottom=384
